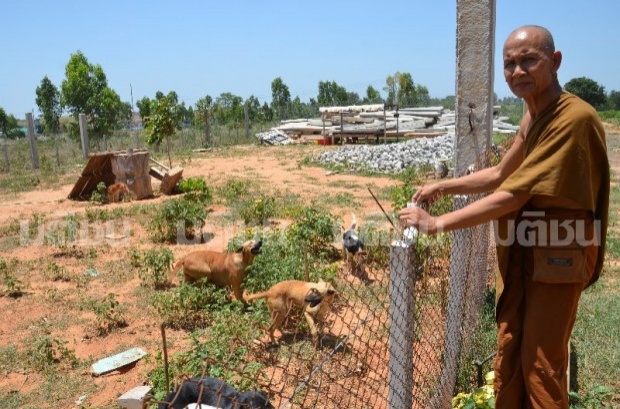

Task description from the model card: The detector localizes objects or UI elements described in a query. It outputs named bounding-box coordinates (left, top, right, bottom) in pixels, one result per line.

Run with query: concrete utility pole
left=26, top=113, right=39, bottom=170
left=454, top=0, right=495, bottom=175
left=79, top=113, right=89, bottom=158
left=432, top=1, right=496, bottom=408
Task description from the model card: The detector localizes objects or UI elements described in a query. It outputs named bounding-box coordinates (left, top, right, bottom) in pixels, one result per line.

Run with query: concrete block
left=117, top=385, right=152, bottom=409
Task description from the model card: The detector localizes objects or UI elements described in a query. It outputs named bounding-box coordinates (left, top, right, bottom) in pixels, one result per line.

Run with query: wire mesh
left=152, top=142, right=513, bottom=409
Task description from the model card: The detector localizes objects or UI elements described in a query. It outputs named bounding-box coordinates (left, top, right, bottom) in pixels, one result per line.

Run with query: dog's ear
left=350, top=212, right=358, bottom=231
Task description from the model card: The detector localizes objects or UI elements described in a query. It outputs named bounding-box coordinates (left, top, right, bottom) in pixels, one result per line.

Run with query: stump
left=69, top=149, right=153, bottom=200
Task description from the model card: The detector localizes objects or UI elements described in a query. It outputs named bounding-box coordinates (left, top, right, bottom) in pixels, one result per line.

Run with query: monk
left=398, top=25, right=609, bottom=408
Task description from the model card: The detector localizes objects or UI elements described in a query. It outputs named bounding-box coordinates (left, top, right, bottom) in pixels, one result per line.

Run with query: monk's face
left=503, top=28, right=561, bottom=100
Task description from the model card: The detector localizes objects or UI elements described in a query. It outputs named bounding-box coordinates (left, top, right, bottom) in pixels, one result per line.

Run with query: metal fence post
left=388, top=240, right=416, bottom=409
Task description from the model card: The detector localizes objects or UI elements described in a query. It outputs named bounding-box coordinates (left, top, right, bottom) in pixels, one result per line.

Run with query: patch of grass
left=314, top=191, right=361, bottom=209
left=87, top=293, right=128, bottom=335
left=26, top=335, right=79, bottom=372
left=572, top=271, right=620, bottom=395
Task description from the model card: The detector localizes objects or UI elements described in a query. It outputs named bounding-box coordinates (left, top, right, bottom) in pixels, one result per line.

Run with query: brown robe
left=496, top=92, right=609, bottom=289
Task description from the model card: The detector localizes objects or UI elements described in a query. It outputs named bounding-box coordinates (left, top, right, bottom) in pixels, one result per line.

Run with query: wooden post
left=383, top=105, right=387, bottom=144
left=54, top=134, right=60, bottom=168
left=26, top=113, right=39, bottom=169
left=244, top=102, right=250, bottom=139
left=2, top=139, right=9, bottom=172
left=388, top=240, right=416, bottom=409
left=79, top=113, right=89, bottom=158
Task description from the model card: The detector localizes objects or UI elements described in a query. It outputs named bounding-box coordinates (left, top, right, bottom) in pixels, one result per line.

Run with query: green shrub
left=178, top=176, right=213, bottom=204
left=286, top=204, right=337, bottom=256
left=89, top=293, right=127, bottom=334
left=452, top=371, right=495, bottom=408
left=237, top=195, right=277, bottom=226
left=137, top=247, right=174, bottom=289
left=26, top=336, right=79, bottom=371
left=148, top=198, right=207, bottom=243
left=44, top=261, right=72, bottom=282
left=150, top=280, right=235, bottom=330
left=217, top=178, right=254, bottom=205
left=569, top=385, right=614, bottom=408
left=90, top=181, right=108, bottom=204
left=0, top=257, right=24, bottom=297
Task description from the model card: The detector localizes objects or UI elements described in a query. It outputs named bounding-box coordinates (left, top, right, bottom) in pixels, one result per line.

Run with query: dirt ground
left=0, top=143, right=400, bottom=408
left=1, top=127, right=619, bottom=408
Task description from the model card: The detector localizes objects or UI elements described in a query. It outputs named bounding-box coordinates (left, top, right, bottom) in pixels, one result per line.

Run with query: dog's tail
left=350, top=212, right=357, bottom=230
left=169, top=258, right=184, bottom=282
left=243, top=289, right=269, bottom=303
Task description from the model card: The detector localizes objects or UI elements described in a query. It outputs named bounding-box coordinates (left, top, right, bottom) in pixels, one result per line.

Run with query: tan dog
left=243, top=279, right=337, bottom=345
left=107, top=182, right=130, bottom=203
left=169, top=240, right=262, bottom=301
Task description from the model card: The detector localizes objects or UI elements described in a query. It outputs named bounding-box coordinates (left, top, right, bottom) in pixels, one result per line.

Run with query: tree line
left=1, top=50, right=619, bottom=144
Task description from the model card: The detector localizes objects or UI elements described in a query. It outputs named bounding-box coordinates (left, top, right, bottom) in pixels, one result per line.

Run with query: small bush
left=137, top=247, right=174, bottom=289
left=90, top=182, right=108, bottom=204
left=286, top=204, right=337, bottom=256
left=237, top=195, right=277, bottom=226
left=44, top=261, right=72, bottom=282
left=26, top=336, right=79, bottom=371
left=150, top=280, right=232, bottom=330
left=89, top=293, right=127, bottom=335
left=148, top=198, right=207, bottom=243
left=0, top=257, right=24, bottom=297
left=178, top=176, right=213, bottom=204
left=217, top=178, right=254, bottom=205
left=452, top=371, right=495, bottom=408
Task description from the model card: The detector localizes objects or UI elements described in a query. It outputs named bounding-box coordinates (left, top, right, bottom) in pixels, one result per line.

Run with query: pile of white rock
left=312, top=130, right=455, bottom=175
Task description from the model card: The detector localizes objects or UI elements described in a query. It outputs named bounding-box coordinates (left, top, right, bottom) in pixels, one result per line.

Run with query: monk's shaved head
left=506, top=25, right=555, bottom=55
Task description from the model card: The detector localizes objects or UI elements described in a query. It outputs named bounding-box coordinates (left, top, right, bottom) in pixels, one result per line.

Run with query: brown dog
left=107, top=182, right=130, bottom=203
left=170, top=240, right=262, bottom=301
left=243, top=279, right=337, bottom=345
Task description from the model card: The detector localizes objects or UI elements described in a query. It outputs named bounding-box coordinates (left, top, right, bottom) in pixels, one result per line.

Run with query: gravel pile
left=311, top=131, right=455, bottom=174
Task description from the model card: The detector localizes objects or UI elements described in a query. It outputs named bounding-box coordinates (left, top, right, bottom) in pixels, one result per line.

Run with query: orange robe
left=492, top=92, right=609, bottom=408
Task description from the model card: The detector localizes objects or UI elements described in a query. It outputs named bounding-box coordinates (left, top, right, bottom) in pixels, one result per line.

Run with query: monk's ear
left=552, top=50, right=562, bottom=73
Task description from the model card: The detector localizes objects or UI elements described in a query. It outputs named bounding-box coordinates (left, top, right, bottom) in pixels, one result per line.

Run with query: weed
left=26, top=335, right=79, bottom=371
left=148, top=198, right=207, bottom=243
left=137, top=247, right=174, bottom=289
left=44, top=261, right=72, bottom=282
left=569, top=385, right=615, bottom=408
left=178, top=176, right=213, bottom=204
left=89, top=293, right=127, bottom=335
left=90, top=181, right=108, bottom=204
left=237, top=194, right=277, bottom=226
left=150, top=280, right=232, bottom=330
left=0, top=257, right=24, bottom=297
left=286, top=203, right=338, bottom=256
left=216, top=178, right=255, bottom=205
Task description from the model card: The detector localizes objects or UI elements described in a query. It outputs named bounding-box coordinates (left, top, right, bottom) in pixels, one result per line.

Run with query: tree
left=564, top=77, right=607, bottom=109
left=270, top=77, right=291, bottom=120
left=384, top=71, right=429, bottom=108
left=144, top=95, right=177, bottom=158
left=317, top=81, right=349, bottom=107
left=607, top=90, right=620, bottom=110
left=136, top=96, right=152, bottom=125
left=364, top=86, right=383, bottom=104
left=195, top=95, right=213, bottom=145
left=213, top=92, right=244, bottom=125
left=0, top=108, right=20, bottom=139
left=35, top=76, right=62, bottom=135
left=60, top=50, right=128, bottom=142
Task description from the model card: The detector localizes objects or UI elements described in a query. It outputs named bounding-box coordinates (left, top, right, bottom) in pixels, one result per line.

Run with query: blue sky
left=1, top=1, right=618, bottom=117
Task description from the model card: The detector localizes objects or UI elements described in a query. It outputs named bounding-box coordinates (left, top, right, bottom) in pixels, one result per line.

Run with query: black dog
left=342, top=214, right=364, bottom=255
left=159, top=377, right=273, bottom=409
